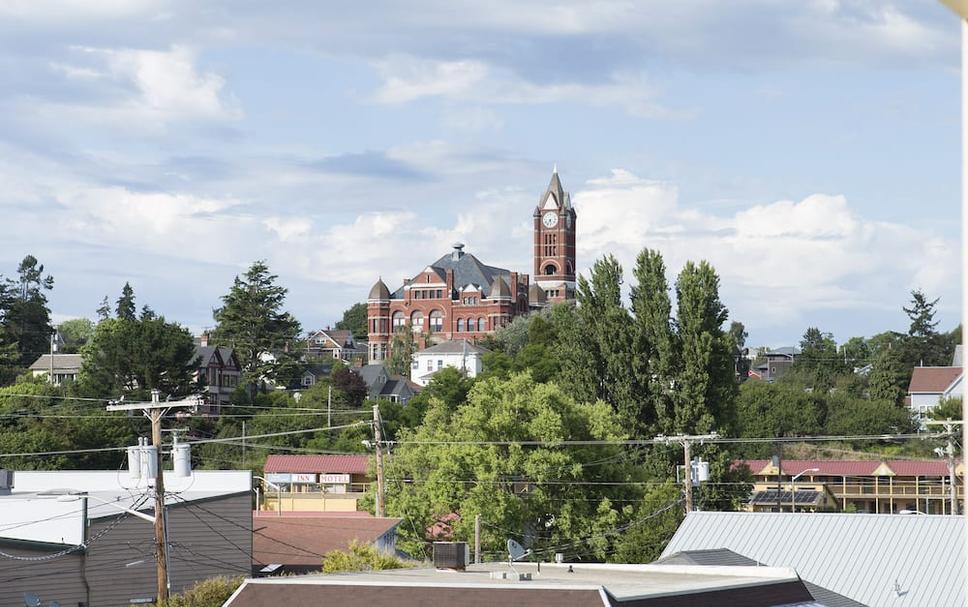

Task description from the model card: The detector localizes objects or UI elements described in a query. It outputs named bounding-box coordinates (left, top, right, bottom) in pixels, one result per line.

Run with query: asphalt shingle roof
left=907, top=366, right=962, bottom=393
left=28, top=354, right=82, bottom=371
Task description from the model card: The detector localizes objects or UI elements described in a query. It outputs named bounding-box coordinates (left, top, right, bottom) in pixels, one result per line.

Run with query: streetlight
left=253, top=475, right=283, bottom=517
left=791, top=468, right=820, bottom=513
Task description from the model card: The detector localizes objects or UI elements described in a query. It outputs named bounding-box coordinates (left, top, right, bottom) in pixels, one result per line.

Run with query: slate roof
left=655, top=549, right=865, bottom=607
left=908, top=366, right=962, bottom=393
left=663, top=511, right=965, bottom=607
left=264, top=454, right=370, bottom=475
left=28, top=354, right=83, bottom=371
left=195, top=345, right=238, bottom=368
left=417, top=339, right=489, bottom=355
left=737, top=459, right=954, bottom=477
left=390, top=249, right=513, bottom=299
left=252, top=514, right=402, bottom=567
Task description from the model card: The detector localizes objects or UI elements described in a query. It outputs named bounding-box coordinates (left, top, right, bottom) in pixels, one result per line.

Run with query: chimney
left=452, top=242, right=465, bottom=261
left=199, top=333, right=209, bottom=347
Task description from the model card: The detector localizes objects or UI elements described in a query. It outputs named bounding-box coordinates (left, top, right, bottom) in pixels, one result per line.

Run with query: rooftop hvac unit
left=433, top=542, right=470, bottom=570
left=0, top=468, right=12, bottom=495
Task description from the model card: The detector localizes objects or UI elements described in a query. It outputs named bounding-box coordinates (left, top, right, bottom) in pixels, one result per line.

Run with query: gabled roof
left=737, top=459, right=954, bottom=477
left=28, top=354, right=83, bottom=372
left=388, top=248, right=513, bottom=299
left=264, top=454, right=370, bottom=475
left=310, top=329, right=355, bottom=348
left=195, top=346, right=238, bottom=369
left=908, top=366, right=962, bottom=394
left=417, top=340, right=489, bottom=356
left=655, top=549, right=865, bottom=607
left=252, top=514, right=402, bottom=567
left=663, top=511, right=964, bottom=607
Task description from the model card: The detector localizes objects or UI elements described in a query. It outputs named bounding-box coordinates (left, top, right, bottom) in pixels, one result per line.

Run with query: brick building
left=367, top=170, right=577, bottom=361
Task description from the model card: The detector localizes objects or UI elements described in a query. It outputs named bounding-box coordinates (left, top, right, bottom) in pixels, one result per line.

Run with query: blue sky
left=0, top=0, right=961, bottom=347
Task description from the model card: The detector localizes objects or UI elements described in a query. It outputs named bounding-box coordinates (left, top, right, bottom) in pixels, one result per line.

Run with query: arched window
left=429, top=310, right=444, bottom=332
left=478, top=317, right=486, bottom=332
left=457, top=318, right=465, bottom=332
left=410, top=311, right=424, bottom=331
left=392, top=311, right=405, bottom=329
left=467, top=318, right=477, bottom=332
left=544, top=263, right=557, bottom=276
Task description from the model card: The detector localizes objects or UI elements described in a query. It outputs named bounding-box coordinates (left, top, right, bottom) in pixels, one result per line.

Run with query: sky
left=0, top=0, right=962, bottom=347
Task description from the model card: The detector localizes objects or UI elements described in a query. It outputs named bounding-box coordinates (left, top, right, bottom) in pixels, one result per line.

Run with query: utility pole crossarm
left=653, top=432, right=719, bottom=516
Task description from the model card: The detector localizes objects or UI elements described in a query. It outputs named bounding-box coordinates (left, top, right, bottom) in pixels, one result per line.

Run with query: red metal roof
left=908, top=366, right=962, bottom=393
left=264, top=454, right=370, bottom=475
left=737, top=459, right=952, bottom=477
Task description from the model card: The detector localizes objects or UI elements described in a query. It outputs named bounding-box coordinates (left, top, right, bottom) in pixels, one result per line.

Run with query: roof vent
left=452, top=242, right=465, bottom=261
left=0, top=469, right=13, bottom=495
left=433, top=541, right=470, bottom=570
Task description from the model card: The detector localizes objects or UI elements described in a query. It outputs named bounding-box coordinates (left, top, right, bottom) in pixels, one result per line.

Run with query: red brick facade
left=367, top=171, right=576, bottom=361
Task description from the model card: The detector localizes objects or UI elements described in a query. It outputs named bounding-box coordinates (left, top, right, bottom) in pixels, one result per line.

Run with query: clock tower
left=533, top=167, right=576, bottom=303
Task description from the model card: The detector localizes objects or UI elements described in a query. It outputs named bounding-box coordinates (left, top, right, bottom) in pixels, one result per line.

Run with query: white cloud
left=573, top=169, right=959, bottom=329
left=27, top=45, right=240, bottom=129
left=372, top=55, right=666, bottom=117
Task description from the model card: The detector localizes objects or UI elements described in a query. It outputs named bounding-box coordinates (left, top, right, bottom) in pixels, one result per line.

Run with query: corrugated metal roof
left=264, top=454, right=370, bottom=474
left=662, top=512, right=964, bottom=607
left=655, top=549, right=865, bottom=607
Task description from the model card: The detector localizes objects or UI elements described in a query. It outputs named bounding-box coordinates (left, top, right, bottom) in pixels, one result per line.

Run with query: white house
left=907, top=366, right=963, bottom=418
left=411, top=340, right=488, bottom=387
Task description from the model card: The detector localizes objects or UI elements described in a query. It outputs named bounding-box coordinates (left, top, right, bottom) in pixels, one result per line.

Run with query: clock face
left=542, top=212, right=558, bottom=228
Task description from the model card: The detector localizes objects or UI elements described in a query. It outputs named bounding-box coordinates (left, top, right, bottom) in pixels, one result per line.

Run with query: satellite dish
left=24, top=593, right=40, bottom=607
left=507, top=539, right=528, bottom=562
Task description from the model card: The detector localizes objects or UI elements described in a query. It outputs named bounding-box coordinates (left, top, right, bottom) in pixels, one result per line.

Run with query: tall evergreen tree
left=5, top=255, right=54, bottom=366
left=630, top=248, right=677, bottom=433
left=115, top=282, right=136, bottom=321
left=211, top=261, right=302, bottom=387
left=902, top=289, right=951, bottom=366
left=96, top=296, right=112, bottom=322
left=672, top=260, right=735, bottom=434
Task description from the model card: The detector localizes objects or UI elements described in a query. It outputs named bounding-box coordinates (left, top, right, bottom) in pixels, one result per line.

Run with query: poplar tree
left=672, top=260, right=735, bottom=434
left=630, top=249, right=677, bottom=433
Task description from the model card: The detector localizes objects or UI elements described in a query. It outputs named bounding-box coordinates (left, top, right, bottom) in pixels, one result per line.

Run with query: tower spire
left=553, top=162, right=557, bottom=174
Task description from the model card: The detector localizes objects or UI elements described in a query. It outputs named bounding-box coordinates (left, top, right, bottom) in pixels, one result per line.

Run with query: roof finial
left=553, top=162, right=558, bottom=174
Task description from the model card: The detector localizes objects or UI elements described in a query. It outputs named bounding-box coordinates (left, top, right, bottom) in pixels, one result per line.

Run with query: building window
left=426, top=359, right=433, bottom=371
left=411, top=311, right=424, bottom=330
left=429, top=310, right=444, bottom=332
left=544, top=263, right=556, bottom=275
left=437, top=359, right=443, bottom=369
left=412, top=360, right=418, bottom=369
left=457, top=318, right=465, bottom=332
left=393, top=311, right=405, bottom=329
left=302, top=375, right=314, bottom=386
left=478, top=317, right=486, bottom=331
left=468, top=318, right=477, bottom=332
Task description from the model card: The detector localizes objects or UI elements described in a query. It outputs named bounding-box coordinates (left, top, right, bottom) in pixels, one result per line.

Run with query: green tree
left=735, top=381, right=826, bottom=457
left=96, top=295, right=112, bottom=322
left=672, top=260, right=735, bottom=435
left=609, top=483, right=683, bottom=563
left=58, top=318, right=95, bottom=353
left=5, top=255, right=54, bottom=366
left=211, top=261, right=302, bottom=388
left=903, top=289, right=953, bottom=367
left=793, top=327, right=846, bottom=392
left=155, top=576, right=243, bottom=607
left=335, top=302, right=369, bottom=340
left=868, top=345, right=907, bottom=405
left=332, top=365, right=368, bottom=407
left=824, top=395, right=916, bottom=436
left=558, top=255, right=643, bottom=432
left=322, top=540, right=414, bottom=572
left=929, top=397, right=962, bottom=422
left=79, top=299, right=199, bottom=398
left=0, top=279, right=20, bottom=384
left=385, top=373, right=641, bottom=561
left=630, top=249, right=677, bottom=433
left=387, top=323, right=416, bottom=376
left=728, top=321, right=750, bottom=380
left=116, top=282, right=136, bottom=321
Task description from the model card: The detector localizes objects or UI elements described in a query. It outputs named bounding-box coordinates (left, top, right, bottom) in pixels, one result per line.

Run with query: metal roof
left=655, top=549, right=865, bottom=607
left=264, top=454, right=370, bottom=475
left=662, top=512, right=964, bottom=607
left=417, top=339, right=489, bottom=355
left=738, top=459, right=954, bottom=477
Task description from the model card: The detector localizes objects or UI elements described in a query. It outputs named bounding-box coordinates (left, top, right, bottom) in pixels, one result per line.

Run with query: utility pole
left=107, top=390, right=201, bottom=605
left=241, top=421, right=246, bottom=467
left=373, top=404, right=386, bottom=517
left=926, top=419, right=963, bottom=515
left=654, top=433, right=718, bottom=516
left=474, top=513, right=481, bottom=564
left=327, top=385, right=332, bottom=428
